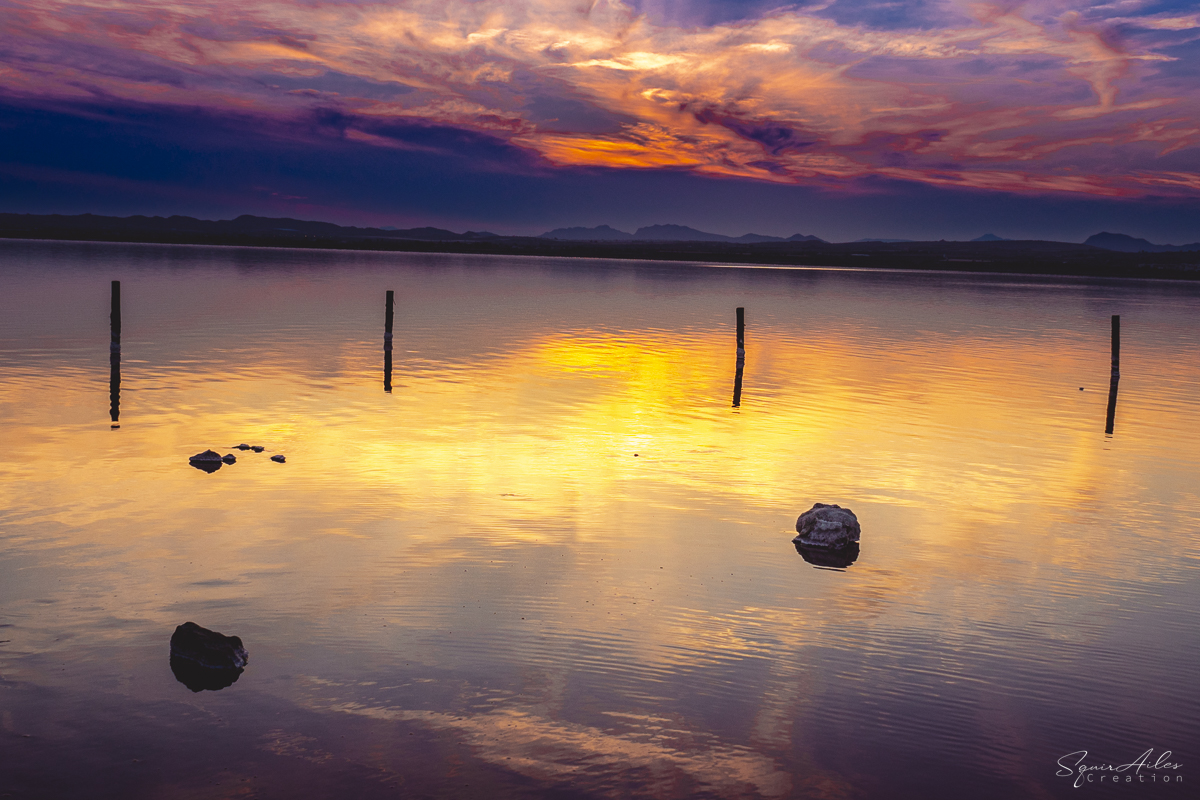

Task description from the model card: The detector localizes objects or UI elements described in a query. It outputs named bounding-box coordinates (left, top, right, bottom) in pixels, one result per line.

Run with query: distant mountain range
left=0, top=212, right=502, bottom=241
left=1084, top=232, right=1200, bottom=253
left=1, top=212, right=1195, bottom=255
left=2, top=212, right=1198, bottom=281
left=540, top=224, right=825, bottom=244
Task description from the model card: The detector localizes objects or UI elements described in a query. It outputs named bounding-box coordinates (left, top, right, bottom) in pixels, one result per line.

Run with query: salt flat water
left=0, top=239, right=1197, bottom=799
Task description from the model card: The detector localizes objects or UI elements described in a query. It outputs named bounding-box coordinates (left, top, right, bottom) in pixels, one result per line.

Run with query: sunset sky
left=2, top=0, right=1199, bottom=240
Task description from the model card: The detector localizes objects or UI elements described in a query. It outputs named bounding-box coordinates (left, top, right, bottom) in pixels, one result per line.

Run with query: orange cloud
left=1, top=0, right=1196, bottom=196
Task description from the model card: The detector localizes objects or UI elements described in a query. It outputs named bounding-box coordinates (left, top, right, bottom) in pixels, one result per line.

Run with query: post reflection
left=109, top=351, right=120, bottom=426
left=384, top=289, right=394, bottom=393
left=109, top=280, right=121, bottom=427
left=732, top=307, right=745, bottom=408
left=1105, top=314, right=1120, bottom=435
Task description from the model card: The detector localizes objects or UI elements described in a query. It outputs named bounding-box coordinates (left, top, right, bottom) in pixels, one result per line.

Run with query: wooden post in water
left=383, top=290, right=394, bottom=393
left=1105, top=314, right=1120, bottom=435
left=385, top=290, right=395, bottom=339
left=110, top=280, right=121, bottom=352
left=109, top=280, right=121, bottom=427
left=732, top=307, right=745, bottom=408
left=736, top=307, right=745, bottom=355
left=1111, top=314, right=1120, bottom=376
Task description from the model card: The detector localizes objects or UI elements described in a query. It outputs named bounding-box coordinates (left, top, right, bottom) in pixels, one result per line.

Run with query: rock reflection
left=170, top=655, right=243, bottom=692
left=794, top=540, right=860, bottom=569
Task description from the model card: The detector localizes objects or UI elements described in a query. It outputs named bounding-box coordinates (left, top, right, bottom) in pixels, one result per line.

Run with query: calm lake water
left=1, top=239, right=1197, bottom=799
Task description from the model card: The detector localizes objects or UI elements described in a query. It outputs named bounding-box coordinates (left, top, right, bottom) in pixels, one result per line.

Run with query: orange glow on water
left=2, top=245, right=1199, bottom=797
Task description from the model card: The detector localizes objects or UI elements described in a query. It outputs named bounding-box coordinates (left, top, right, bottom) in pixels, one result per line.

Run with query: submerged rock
left=170, top=621, right=249, bottom=670
left=270, top=454, right=286, bottom=463
left=793, top=503, right=860, bottom=549
left=221, top=454, right=237, bottom=464
left=235, top=443, right=251, bottom=451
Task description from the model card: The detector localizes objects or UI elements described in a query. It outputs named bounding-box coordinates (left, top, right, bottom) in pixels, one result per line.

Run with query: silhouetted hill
left=730, top=233, right=785, bottom=243
left=972, top=233, right=1007, bottom=242
left=633, top=224, right=734, bottom=242
left=1085, top=232, right=1200, bottom=253
left=0, top=212, right=499, bottom=241
left=541, top=225, right=634, bottom=241
left=543, top=223, right=822, bottom=243
left=3, top=212, right=1198, bottom=281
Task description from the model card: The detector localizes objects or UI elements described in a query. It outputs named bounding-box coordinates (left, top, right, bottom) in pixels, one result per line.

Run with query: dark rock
left=795, top=540, right=860, bottom=569
left=235, top=443, right=251, bottom=451
left=170, top=655, right=243, bottom=692
left=188, top=449, right=223, bottom=473
left=793, top=503, right=860, bottom=549
left=170, top=621, right=248, bottom=670
left=251, top=446, right=265, bottom=453
left=270, top=454, right=286, bottom=463
left=221, top=454, right=236, bottom=464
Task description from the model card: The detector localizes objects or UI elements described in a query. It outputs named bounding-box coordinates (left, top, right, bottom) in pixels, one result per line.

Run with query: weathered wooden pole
left=1105, top=314, right=1120, bottom=435
left=732, top=307, right=745, bottom=408
left=385, top=290, right=395, bottom=339
left=1111, top=314, right=1120, bottom=377
left=736, top=306, right=745, bottom=355
left=383, top=290, right=394, bottom=393
left=110, top=280, right=121, bottom=352
left=109, top=280, right=121, bottom=427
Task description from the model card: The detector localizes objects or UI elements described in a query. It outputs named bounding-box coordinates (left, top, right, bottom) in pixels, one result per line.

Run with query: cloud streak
left=1, top=0, right=1198, bottom=198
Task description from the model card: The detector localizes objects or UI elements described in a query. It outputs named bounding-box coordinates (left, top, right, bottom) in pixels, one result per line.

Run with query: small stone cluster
left=188, top=444, right=285, bottom=472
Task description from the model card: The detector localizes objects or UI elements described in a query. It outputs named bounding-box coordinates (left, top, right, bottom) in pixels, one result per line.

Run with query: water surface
left=1, top=240, right=1197, bottom=798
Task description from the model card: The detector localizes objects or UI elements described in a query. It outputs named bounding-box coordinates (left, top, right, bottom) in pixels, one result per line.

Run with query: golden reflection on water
left=1, top=242, right=1199, bottom=797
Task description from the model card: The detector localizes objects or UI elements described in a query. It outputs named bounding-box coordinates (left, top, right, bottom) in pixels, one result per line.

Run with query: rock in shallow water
left=251, top=446, right=265, bottom=453
left=221, top=454, right=236, bottom=464
left=793, top=503, right=860, bottom=549
left=188, top=449, right=223, bottom=473
left=270, top=454, right=285, bottom=463
left=170, top=621, right=248, bottom=670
